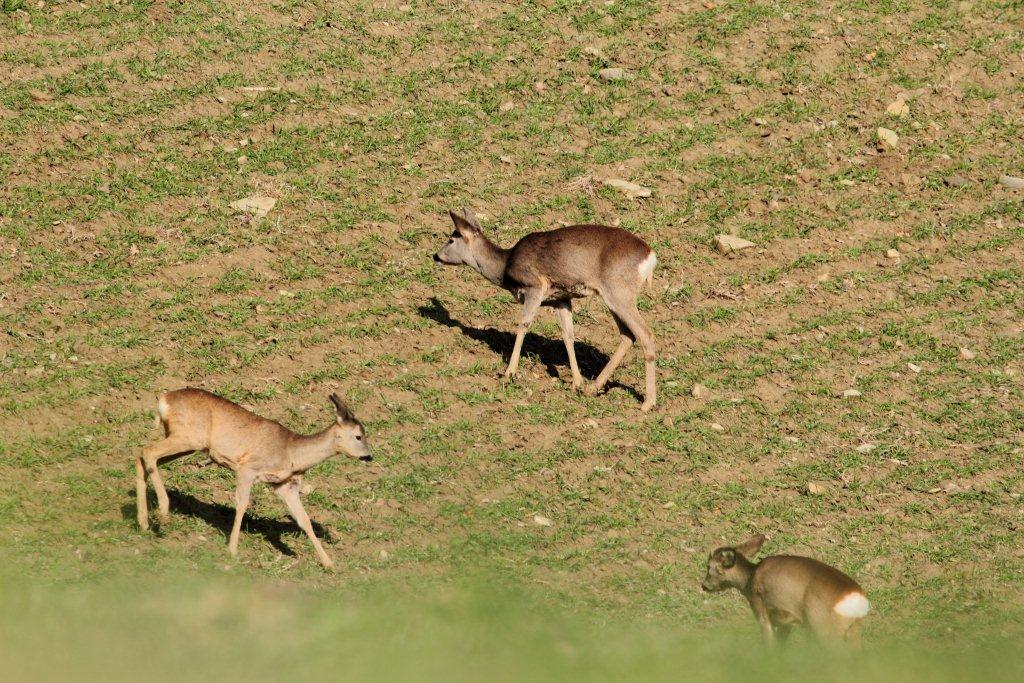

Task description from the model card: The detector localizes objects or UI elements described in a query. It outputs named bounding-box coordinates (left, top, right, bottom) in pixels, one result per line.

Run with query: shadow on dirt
left=417, top=297, right=642, bottom=402
left=121, top=489, right=332, bottom=556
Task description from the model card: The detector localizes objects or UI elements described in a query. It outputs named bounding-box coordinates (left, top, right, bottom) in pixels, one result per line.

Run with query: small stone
left=661, top=502, right=676, bottom=509
left=28, top=89, right=53, bottom=103
left=713, top=234, right=756, bottom=255
left=499, top=155, right=513, bottom=164
left=532, top=514, right=554, bottom=527
left=598, top=67, right=629, bottom=82
left=710, top=422, right=725, bottom=432
left=784, top=436, right=799, bottom=444
left=885, top=248, right=901, bottom=259
left=499, top=101, right=515, bottom=112
left=237, top=155, right=248, bottom=166
left=998, top=175, right=1024, bottom=189
left=842, top=388, right=862, bottom=398
left=856, top=443, right=877, bottom=454
left=583, top=46, right=606, bottom=61
left=229, top=195, right=276, bottom=218
left=583, top=418, right=599, bottom=429
left=959, top=347, right=976, bottom=360
left=907, top=362, right=922, bottom=373
left=886, top=97, right=910, bottom=118
left=806, top=481, right=828, bottom=495
left=601, top=178, right=652, bottom=199
left=691, top=383, right=710, bottom=399
left=379, top=549, right=390, bottom=559
left=877, top=127, right=899, bottom=148
left=944, top=175, right=970, bottom=188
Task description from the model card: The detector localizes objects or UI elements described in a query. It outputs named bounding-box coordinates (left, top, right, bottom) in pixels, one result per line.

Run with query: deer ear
left=733, top=534, right=765, bottom=559
left=720, top=549, right=736, bottom=568
left=448, top=208, right=480, bottom=236
left=329, top=393, right=355, bottom=423
left=461, top=207, right=482, bottom=231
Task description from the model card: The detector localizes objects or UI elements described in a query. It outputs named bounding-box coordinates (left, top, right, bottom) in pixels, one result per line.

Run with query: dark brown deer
left=135, top=388, right=371, bottom=568
left=701, top=534, right=870, bottom=648
left=433, top=209, right=657, bottom=411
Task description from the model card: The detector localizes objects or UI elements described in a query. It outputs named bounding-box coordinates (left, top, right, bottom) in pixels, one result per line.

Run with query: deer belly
left=547, top=285, right=594, bottom=302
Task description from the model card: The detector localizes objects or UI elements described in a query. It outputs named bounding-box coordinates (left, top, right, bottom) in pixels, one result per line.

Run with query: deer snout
left=432, top=252, right=442, bottom=263
left=359, top=453, right=373, bottom=462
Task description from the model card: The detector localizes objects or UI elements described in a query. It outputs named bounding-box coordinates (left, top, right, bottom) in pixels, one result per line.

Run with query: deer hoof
left=582, top=384, right=601, bottom=398
left=640, top=400, right=656, bottom=412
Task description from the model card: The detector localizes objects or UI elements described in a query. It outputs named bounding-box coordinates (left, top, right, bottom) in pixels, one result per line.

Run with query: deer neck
left=470, top=235, right=510, bottom=287
left=735, top=556, right=758, bottom=598
left=286, top=426, right=336, bottom=473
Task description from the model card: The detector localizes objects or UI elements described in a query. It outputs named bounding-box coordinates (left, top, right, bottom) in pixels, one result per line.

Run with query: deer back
left=505, top=225, right=653, bottom=292
left=752, top=555, right=866, bottom=617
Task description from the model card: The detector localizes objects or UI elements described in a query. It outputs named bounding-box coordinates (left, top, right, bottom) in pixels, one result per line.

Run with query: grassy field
left=2, top=0, right=1023, bottom=678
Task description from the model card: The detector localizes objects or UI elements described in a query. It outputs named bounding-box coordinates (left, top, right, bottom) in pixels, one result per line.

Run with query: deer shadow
left=417, top=297, right=642, bottom=401
left=121, top=489, right=332, bottom=556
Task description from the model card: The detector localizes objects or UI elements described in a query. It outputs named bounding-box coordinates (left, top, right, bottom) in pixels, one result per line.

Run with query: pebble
left=959, top=347, right=976, bottom=360
left=998, top=175, right=1024, bottom=189
left=532, top=514, right=554, bottom=527
left=877, top=127, right=899, bottom=148
left=710, top=422, right=725, bottom=432
left=856, top=444, right=877, bottom=454
left=886, top=97, right=910, bottom=118
left=842, top=388, right=862, bottom=398
left=601, top=178, right=651, bottom=199
left=907, top=362, right=922, bottom=373
left=944, top=175, right=970, bottom=188
left=229, top=195, right=276, bottom=218
left=691, top=383, right=710, bottom=399
left=713, top=234, right=756, bottom=255
left=885, top=248, right=901, bottom=259
left=806, top=481, right=828, bottom=495
left=598, top=67, right=629, bottom=82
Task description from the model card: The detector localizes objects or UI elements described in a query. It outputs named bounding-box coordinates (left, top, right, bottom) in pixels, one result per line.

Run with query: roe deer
left=433, top=209, right=658, bottom=411
left=701, top=534, right=870, bottom=648
left=135, top=388, right=371, bottom=568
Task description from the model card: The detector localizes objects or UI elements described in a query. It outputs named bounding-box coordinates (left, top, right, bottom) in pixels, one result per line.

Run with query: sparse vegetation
left=1, top=0, right=1023, bottom=679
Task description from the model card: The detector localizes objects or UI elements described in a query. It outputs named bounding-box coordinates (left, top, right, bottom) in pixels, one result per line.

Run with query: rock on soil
left=713, top=234, right=755, bottom=255
left=229, top=196, right=277, bottom=218
left=998, top=175, right=1024, bottom=189
left=601, top=178, right=651, bottom=199
left=877, top=127, right=899, bottom=148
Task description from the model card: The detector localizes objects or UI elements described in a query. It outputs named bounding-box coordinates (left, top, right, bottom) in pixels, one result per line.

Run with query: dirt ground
left=1, top=0, right=1023, bottom=646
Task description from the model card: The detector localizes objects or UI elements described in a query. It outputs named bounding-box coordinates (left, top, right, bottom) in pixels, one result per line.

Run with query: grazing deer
left=135, top=388, right=371, bottom=569
left=433, top=209, right=658, bottom=411
left=701, top=534, right=870, bottom=648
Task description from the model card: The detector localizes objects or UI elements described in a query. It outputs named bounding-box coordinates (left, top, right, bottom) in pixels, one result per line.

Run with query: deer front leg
left=552, top=301, right=583, bottom=390
left=504, top=286, right=547, bottom=379
left=227, top=470, right=257, bottom=558
left=275, top=478, right=334, bottom=569
left=748, top=594, right=777, bottom=648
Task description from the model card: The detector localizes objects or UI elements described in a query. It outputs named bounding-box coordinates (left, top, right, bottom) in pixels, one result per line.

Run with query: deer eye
left=356, top=434, right=363, bottom=440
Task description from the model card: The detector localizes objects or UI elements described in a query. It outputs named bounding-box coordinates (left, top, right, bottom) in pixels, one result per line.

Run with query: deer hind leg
left=138, top=436, right=198, bottom=526
left=275, top=478, right=333, bottom=569
left=594, top=294, right=656, bottom=411
left=227, top=469, right=257, bottom=558
left=504, top=286, right=547, bottom=379
left=552, top=301, right=582, bottom=390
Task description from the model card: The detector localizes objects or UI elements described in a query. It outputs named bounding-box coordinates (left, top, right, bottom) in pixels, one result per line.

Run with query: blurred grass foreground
left=2, top=568, right=1023, bottom=683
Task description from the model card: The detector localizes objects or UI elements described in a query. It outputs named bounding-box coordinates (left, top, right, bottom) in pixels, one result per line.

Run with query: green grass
left=2, top=0, right=1024, bottom=678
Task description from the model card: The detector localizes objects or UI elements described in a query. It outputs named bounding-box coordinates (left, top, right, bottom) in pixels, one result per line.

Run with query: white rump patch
left=637, top=251, right=657, bottom=283
left=157, top=395, right=169, bottom=421
left=833, top=592, right=870, bottom=618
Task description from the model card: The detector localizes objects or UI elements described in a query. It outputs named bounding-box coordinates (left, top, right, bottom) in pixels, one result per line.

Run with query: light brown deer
left=135, top=388, right=371, bottom=568
left=433, top=209, right=658, bottom=411
left=701, top=534, right=870, bottom=648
